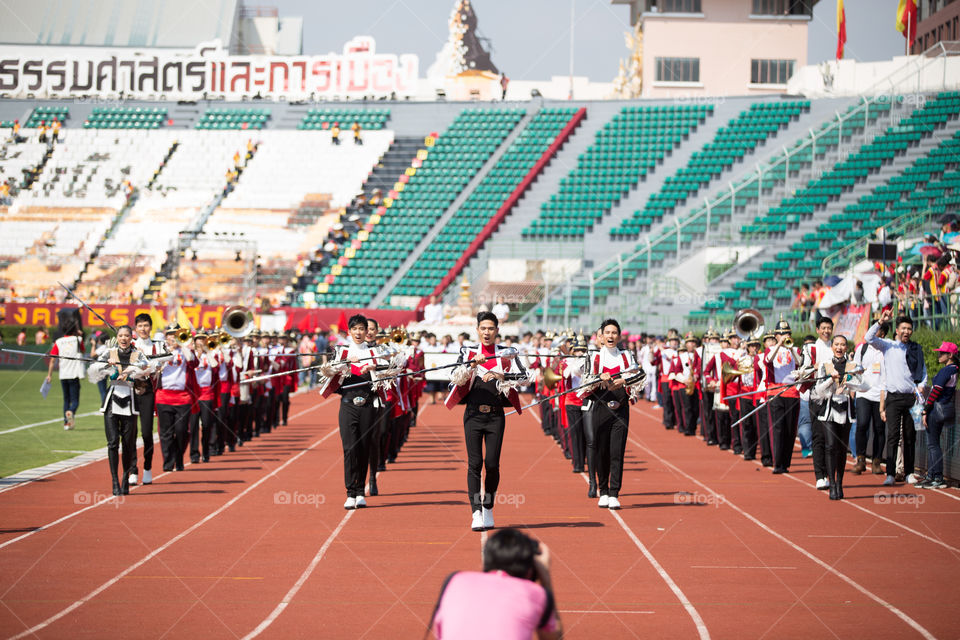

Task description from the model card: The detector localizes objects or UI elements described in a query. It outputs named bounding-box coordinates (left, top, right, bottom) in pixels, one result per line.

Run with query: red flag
left=334, top=310, right=348, bottom=333
left=896, top=0, right=917, bottom=51
left=836, top=0, right=847, bottom=60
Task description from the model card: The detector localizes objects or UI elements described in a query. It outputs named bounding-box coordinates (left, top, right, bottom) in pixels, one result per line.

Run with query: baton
left=57, top=281, right=117, bottom=334
left=504, top=368, right=643, bottom=417
left=0, top=347, right=97, bottom=363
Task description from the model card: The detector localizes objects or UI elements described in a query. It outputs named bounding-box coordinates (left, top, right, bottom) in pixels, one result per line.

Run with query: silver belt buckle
left=352, top=396, right=367, bottom=407
left=607, top=400, right=621, bottom=410
left=478, top=404, right=492, bottom=414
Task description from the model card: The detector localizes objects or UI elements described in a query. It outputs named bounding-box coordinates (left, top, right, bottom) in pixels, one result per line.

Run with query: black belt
left=888, top=391, right=916, bottom=398
left=468, top=403, right=503, bottom=415
left=341, top=393, right=373, bottom=407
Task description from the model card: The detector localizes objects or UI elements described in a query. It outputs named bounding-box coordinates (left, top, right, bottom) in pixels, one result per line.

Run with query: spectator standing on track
left=851, top=323, right=888, bottom=475
left=866, top=309, right=927, bottom=486
left=45, top=322, right=84, bottom=430
left=430, top=528, right=561, bottom=640
left=918, top=341, right=957, bottom=489
left=811, top=335, right=856, bottom=500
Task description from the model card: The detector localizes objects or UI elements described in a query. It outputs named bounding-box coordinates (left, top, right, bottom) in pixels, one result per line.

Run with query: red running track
left=0, top=392, right=958, bottom=639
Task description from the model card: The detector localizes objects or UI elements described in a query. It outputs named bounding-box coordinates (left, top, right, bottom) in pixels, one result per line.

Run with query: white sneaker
left=815, top=478, right=830, bottom=490
left=142, top=470, right=152, bottom=485
left=481, top=507, right=494, bottom=530
left=906, top=473, right=921, bottom=485
left=471, top=510, right=484, bottom=531
left=128, top=473, right=137, bottom=486
left=64, top=410, right=74, bottom=430
left=343, top=497, right=356, bottom=510
left=354, top=495, right=367, bottom=508
left=598, top=495, right=610, bottom=508
left=607, top=497, right=621, bottom=510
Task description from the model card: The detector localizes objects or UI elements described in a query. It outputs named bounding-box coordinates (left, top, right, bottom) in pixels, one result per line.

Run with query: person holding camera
left=430, top=528, right=561, bottom=639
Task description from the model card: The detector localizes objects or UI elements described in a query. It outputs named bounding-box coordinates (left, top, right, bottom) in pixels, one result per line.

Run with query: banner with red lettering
left=0, top=36, right=418, bottom=101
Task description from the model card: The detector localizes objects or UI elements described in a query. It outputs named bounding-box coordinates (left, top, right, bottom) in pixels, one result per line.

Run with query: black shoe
left=121, top=478, right=130, bottom=495
left=387, top=457, right=397, bottom=464
left=573, top=467, right=584, bottom=473
left=112, top=479, right=122, bottom=496
left=772, top=467, right=784, bottom=474
left=733, top=448, right=743, bottom=455
left=719, top=445, right=730, bottom=451
left=282, top=420, right=288, bottom=426
left=683, top=431, right=695, bottom=437
left=228, top=444, right=236, bottom=452
left=202, top=456, right=210, bottom=463
left=191, top=457, right=200, bottom=464
left=587, top=482, right=597, bottom=499
left=707, top=440, right=718, bottom=446
left=743, top=455, right=755, bottom=461
left=761, top=459, right=773, bottom=467
left=665, top=425, right=675, bottom=430
left=175, top=464, right=184, bottom=472
left=163, top=466, right=174, bottom=472
left=564, top=452, right=572, bottom=459
left=377, top=463, right=387, bottom=472
left=369, top=481, right=378, bottom=497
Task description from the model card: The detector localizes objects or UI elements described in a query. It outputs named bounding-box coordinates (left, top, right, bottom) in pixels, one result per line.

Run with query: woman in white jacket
left=812, top=336, right=857, bottom=500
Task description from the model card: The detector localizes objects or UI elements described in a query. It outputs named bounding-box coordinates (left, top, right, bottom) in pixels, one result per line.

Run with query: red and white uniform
left=156, top=348, right=198, bottom=408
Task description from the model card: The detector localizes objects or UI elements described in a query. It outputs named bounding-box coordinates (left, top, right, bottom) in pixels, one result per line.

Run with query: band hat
left=934, top=341, right=958, bottom=355
left=774, top=314, right=791, bottom=334
left=164, top=324, right=180, bottom=335
left=723, top=329, right=736, bottom=340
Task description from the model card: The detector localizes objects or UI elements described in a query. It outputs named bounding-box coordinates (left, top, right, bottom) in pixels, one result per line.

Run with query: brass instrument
left=685, top=372, right=697, bottom=396
left=783, top=336, right=794, bottom=348
left=542, top=366, right=561, bottom=390
left=390, top=327, right=408, bottom=344
left=223, top=306, right=255, bottom=339
left=721, top=357, right=754, bottom=384
left=734, top=308, right=765, bottom=342
left=176, top=327, right=193, bottom=346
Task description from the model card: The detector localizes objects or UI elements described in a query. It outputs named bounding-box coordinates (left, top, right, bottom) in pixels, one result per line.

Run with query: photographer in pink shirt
left=430, top=528, right=562, bottom=639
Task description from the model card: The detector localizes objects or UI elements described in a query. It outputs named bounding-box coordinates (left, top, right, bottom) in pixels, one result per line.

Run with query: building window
left=751, top=59, right=796, bottom=84
left=655, top=57, right=700, bottom=82
left=752, top=0, right=814, bottom=16
left=647, top=0, right=702, bottom=12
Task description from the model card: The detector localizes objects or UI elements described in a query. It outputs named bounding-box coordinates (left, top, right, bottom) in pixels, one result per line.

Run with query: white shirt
left=800, top=339, right=831, bottom=401
left=491, top=303, right=510, bottom=321
left=423, top=303, right=444, bottom=325
left=54, top=335, right=84, bottom=380
left=853, top=342, right=885, bottom=402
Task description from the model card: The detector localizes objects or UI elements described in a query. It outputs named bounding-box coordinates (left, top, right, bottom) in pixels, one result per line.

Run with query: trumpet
left=734, top=308, right=765, bottom=342
left=783, top=336, right=794, bottom=349
left=223, top=305, right=255, bottom=339
left=176, top=327, right=193, bottom=346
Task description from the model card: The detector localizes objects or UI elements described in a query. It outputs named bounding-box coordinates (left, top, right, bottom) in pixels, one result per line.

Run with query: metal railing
left=820, top=209, right=936, bottom=276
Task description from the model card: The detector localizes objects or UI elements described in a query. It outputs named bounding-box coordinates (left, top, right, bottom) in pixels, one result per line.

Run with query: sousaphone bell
left=222, top=306, right=255, bottom=339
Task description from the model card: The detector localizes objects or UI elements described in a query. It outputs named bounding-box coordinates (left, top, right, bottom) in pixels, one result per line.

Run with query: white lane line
left=241, top=509, right=355, bottom=639
left=0, top=412, right=99, bottom=435
left=691, top=566, right=797, bottom=570
left=633, top=405, right=960, bottom=555
left=808, top=535, right=898, bottom=539
left=0, top=397, right=333, bottom=550
left=6, top=430, right=340, bottom=639
left=561, top=610, right=655, bottom=614
left=626, top=432, right=936, bottom=640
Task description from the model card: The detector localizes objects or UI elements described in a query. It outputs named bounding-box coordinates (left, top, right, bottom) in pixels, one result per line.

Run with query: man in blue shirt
left=865, top=309, right=927, bottom=486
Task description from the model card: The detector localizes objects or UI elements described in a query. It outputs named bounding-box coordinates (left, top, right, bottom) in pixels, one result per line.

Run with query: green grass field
left=0, top=369, right=108, bottom=478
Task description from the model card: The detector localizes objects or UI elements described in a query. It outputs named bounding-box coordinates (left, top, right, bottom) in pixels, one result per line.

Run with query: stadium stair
left=374, top=108, right=586, bottom=306
left=699, top=96, right=960, bottom=321
left=520, top=96, right=913, bottom=329
left=521, top=103, right=714, bottom=239
left=309, top=108, right=527, bottom=308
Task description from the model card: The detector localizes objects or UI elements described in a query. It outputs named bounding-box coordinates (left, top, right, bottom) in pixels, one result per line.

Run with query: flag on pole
left=896, top=0, right=917, bottom=52
left=836, top=0, right=847, bottom=60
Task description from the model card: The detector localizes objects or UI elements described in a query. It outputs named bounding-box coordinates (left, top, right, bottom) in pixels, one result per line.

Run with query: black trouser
left=133, top=392, right=155, bottom=473
left=885, top=392, right=917, bottom=477
left=339, top=398, right=374, bottom=498
left=659, top=381, right=675, bottom=428
left=583, top=409, right=598, bottom=488
left=855, top=397, right=884, bottom=460
left=756, top=401, right=773, bottom=465
left=681, top=390, right=699, bottom=436
left=769, top=395, right=800, bottom=470
left=809, top=400, right=827, bottom=480
left=279, top=389, right=290, bottom=424
left=671, top=388, right=686, bottom=433
left=566, top=405, right=585, bottom=471
left=716, top=406, right=731, bottom=447
left=189, top=398, right=217, bottom=461
left=463, top=405, right=506, bottom=512
left=592, top=403, right=629, bottom=498
left=105, top=410, right=137, bottom=485
left=825, top=420, right=852, bottom=490
left=238, top=402, right=253, bottom=441
left=157, top=403, right=191, bottom=471
left=740, top=398, right=758, bottom=459
left=368, top=404, right=389, bottom=479
left=270, top=390, right=281, bottom=428
left=700, top=391, right=717, bottom=442
left=729, top=401, right=742, bottom=452
left=218, top=392, right=235, bottom=449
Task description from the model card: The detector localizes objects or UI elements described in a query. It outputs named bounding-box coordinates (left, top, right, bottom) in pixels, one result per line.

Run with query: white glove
left=449, top=364, right=473, bottom=387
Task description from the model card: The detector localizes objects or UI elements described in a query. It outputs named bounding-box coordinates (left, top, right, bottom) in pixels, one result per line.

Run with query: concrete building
left=913, top=0, right=960, bottom=54
left=611, top=0, right=817, bottom=98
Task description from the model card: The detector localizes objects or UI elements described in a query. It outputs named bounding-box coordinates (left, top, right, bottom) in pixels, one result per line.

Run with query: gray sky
left=274, top=0, right=906, bottom=81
